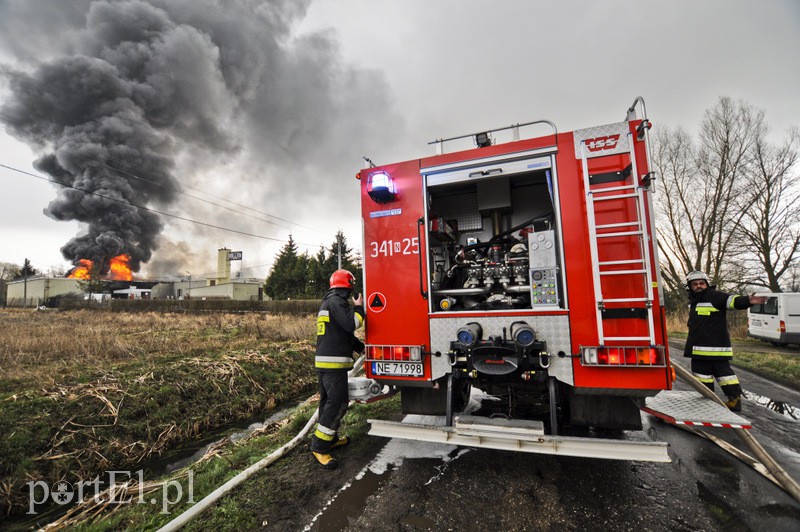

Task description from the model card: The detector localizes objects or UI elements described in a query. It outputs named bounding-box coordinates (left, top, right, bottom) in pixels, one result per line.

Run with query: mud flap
left=569, top=394, right=643, bottom=430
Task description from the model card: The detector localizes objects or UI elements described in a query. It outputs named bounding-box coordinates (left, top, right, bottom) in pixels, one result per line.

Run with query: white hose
left=157, top=355, right=366, bottom=532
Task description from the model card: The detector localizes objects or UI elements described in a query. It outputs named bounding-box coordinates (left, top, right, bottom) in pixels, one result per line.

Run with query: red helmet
left=330, top=269, right=356, bottom=289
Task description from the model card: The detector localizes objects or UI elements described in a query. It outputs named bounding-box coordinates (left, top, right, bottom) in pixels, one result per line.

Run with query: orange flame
left=68, top=259, right=93, bottom=279
left=67, top=254, right=133, bottom=281
left=109, top=254, right=133, bottom=281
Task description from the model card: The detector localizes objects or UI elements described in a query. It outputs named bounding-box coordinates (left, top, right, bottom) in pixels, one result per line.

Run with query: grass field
left=0, top=308, right=319, bottom=519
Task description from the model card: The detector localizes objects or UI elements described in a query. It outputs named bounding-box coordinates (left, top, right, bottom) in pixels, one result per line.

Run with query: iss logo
left=584, top=134, right=621, bottom=152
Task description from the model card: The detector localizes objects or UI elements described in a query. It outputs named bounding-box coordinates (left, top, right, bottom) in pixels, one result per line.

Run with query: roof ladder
left=581, top=132, right=656, bottom=345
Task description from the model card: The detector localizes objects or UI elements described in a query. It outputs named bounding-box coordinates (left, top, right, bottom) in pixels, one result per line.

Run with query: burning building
left=67, top=254, right=134, bottom=281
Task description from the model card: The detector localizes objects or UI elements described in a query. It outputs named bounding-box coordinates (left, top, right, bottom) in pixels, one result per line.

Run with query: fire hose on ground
left=156, top=355, right=367, bottom=532
left=111, top=356, right=800, bottom=531
left=671, top=361, right=800, bottom=503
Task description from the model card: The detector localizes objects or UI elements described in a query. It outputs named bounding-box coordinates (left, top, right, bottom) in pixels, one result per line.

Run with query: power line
left=0, top=162, right=326, bottom=249
left=0, top=114, right=334, bottom=238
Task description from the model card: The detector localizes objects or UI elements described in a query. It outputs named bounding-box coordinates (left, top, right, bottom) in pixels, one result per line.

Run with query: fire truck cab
left=358, top=98, right=673, bottom=450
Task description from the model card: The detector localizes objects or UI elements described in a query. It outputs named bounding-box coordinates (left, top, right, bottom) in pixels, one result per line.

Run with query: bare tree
left=738, top=128, right=800, bottom=291
left=652, top=125, right=697, bottom=296
left=695, top=97, right=766, bottom=286
left=653, top=97, right=768, bottom=296
left=0, top=262, right=22, bottom=281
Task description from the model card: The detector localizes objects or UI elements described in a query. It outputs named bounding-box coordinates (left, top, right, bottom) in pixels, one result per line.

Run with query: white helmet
left=685, top=270, right=710, bottom=285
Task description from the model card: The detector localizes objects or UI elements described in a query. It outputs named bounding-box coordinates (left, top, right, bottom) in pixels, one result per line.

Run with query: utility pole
left=23, top=258, right=28, bottom=308
left=337, top=232, right=342, bottom=269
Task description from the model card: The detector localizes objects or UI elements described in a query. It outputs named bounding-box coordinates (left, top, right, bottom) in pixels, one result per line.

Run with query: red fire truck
left=357, top=98, right=675, bottom=461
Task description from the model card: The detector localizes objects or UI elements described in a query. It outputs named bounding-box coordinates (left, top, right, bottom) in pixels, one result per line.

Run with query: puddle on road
left=742, top=390, right=800, bottom=421
left=304, top=415, right=471, bottom=531
left=305, top=469, right=386, bottom=532
left=696, top=480, right=742, bottom=530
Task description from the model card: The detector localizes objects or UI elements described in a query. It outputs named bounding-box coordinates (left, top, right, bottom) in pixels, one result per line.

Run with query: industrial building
left=154, top=248, right=265, bottom=301
left=4, top=277, right=82, bottom=307
left=3, top=248, right=264, bottom=307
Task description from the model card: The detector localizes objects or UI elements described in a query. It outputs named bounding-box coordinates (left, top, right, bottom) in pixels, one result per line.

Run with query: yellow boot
left=330, top=436, right=350, bottom=450
left=725, top=396, right=742, bottom=413
left=312, top=452, right=338, bottom=470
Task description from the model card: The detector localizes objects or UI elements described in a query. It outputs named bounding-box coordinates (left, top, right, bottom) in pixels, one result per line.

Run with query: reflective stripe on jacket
left=684, top=286, right=751, bottom=359
left=315, top=288, right=365, bottom=371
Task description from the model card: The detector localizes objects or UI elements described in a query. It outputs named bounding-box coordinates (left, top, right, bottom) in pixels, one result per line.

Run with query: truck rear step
left=368, top=416, right=670, bottom=462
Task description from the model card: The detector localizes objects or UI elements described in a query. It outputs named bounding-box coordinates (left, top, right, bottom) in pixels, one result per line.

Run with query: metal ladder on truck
left=580, top=124, right=656, bottom=346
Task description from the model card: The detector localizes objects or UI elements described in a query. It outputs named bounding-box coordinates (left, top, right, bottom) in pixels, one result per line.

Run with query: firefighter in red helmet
left=683, top=270, right=767, bottom=412
left=311, top=269, right=365, bottom=469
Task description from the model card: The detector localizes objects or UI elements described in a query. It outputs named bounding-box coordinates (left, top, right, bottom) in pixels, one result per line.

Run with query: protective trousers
left=690, top=358, right=742, bottom=400
left=310, top=370, right=349, bottom=453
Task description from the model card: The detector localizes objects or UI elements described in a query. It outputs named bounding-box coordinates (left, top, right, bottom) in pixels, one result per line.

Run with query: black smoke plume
left=0, top=0, right=398, bottom=274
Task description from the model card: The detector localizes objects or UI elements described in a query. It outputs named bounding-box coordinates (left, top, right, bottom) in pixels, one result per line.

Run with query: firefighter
left=683, top=270, right=767, bottom=412
left=311, top=269, right=365, bottom=469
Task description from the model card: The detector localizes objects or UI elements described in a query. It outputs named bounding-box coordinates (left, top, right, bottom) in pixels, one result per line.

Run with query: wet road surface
left=306, top=343, right=800, bottom=531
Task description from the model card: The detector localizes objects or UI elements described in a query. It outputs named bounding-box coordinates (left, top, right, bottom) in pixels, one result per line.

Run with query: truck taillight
left=367, top=345, right=422, bottom=362
left=581, top=346, right=665, bottom=367
left=780, top=320, right=786, bottom=333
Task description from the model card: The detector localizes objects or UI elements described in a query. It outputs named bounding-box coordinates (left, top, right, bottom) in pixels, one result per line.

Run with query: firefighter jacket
left=315, top=288, right=365, bottom=371
left=684, top=285, right=752, bottom=359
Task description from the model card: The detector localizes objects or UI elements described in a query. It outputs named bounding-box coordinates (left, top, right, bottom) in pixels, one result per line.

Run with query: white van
left=748, top=293, right=800, bottom=346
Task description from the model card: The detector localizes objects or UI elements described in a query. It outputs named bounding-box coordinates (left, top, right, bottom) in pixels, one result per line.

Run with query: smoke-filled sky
left=1, top=0, right=798, bottom=279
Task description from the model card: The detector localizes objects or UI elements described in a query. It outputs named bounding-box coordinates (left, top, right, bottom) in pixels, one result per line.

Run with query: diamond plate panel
left=573, top=122, right=630, bottom=159
left=644, top=390, right=751, bottom=427
left=429, top=315, right=573, bottom=384
left=434, top=192, right=482, bottom=231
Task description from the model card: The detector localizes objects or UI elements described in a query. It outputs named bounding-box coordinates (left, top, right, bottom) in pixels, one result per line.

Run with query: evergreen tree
left=264, top=232, right=363, bottom=300
left=321, top=231, right=363, bottom=294
left=292, top=253, right=313, bottom=298
left=15, top=259, right=38, bottom=279
left=264, top=235, right=300, bottom=299
left=307, top=247, right=328, bottom=298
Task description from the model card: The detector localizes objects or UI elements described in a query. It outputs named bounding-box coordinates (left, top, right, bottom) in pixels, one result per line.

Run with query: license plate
left=371, top=361, right=423, bottom=377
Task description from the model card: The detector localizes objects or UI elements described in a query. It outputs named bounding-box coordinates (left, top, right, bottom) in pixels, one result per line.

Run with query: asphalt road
left=305, top=344, right=800, bottom=532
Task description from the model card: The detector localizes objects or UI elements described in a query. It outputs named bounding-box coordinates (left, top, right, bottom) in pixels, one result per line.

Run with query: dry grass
left=0, top=309, right=315, bottom=386
left=0, top=309, right=319, bottom=518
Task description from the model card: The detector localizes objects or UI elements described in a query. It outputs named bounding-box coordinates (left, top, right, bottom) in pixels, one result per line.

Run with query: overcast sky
left=0, top=0, right=798, bottom=279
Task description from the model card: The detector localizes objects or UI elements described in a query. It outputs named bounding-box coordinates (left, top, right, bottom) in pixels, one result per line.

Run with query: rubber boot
left=330, top=436, right=350, bottom=451
left=725, top=396, right=742, bottom=413
left=312, top=452, right=338, bottom=470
